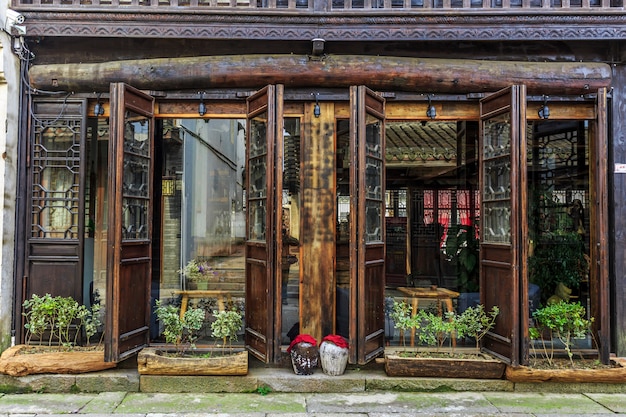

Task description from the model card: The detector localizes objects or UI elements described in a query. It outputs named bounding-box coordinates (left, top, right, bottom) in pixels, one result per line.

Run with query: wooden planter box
left=384, top=349, right=506, bottom=379
left=0, top=345, right=116, bottom=377
left=506, top=359, right=626, bottom=383
left=137, top=347, right=248, bottom=376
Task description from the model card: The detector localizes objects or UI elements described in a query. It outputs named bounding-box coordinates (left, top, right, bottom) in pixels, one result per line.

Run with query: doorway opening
left=380, top=121, right=481, bottom=348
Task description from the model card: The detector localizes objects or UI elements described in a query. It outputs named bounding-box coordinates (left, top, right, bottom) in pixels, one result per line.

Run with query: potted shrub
left=506, top=301, right=626, bottom=382
left=319, top=334, right=349, bottom=376
left=137, top=300, right=248, bottom=375
left=179, top=258, right=218, bottom=290
left=0, top=293, right=114, bottom=376
left=384, top=301, right=506, bottom=379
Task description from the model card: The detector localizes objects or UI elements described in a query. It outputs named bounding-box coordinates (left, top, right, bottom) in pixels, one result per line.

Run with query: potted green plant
left=0, top=293, right=114, bottom=376
left=528, top=188, right=589, bottom=304
left=506, top=301, right=626, bottom=382
left=179, top=258, right=218, bottom=290
left=137, top=300, right=248, bottom=375
left=384, top=301, right=505, bottom=379
left=444, top=223, right=479, bottom=293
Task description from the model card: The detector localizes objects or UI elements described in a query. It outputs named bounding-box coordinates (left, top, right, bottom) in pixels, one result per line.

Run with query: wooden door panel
left=479, top=85, right=526, bottom=366
left=18, top=99, right=87, bottom=343
left=245, top=85, right=282, bottom=363
left=351, top=86, right=386, bottom=364
left=591, top=88, right=610, bottom=363
left=105, top=83, right=155, bottom=363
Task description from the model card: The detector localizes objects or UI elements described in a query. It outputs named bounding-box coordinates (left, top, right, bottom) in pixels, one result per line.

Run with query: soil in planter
left=528, top=357, right=616, bottom=370
left=396, top=350, right=486, bottom=360
left=16, top=345, right=103, bottom=354
left=159, top=350, right=239, bottom=359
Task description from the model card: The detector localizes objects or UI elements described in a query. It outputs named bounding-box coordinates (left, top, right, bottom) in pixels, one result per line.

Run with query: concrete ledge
left=76, top=369, right=140, bottom=392
left=140, top=374, right=258, bottom=393
left=3, top=364, right=626, bottom=394
left=367, top=375, right=515, bottom=392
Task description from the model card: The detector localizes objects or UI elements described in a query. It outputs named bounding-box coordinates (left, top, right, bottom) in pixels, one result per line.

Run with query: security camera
left=6, top=10, right=25, bottom=26
left=5, top=9, right=26, bottom=36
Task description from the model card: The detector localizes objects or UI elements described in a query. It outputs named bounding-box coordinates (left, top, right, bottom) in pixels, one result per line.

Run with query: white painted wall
left=0, top=2, right=21, bottom=352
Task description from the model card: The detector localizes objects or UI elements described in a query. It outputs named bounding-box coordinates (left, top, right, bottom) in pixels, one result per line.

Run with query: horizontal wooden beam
left=29, top=54, right=612, bottom=95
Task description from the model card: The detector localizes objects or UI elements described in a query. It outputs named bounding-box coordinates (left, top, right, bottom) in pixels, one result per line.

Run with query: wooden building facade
left=3, top=0, right=626, bottom=367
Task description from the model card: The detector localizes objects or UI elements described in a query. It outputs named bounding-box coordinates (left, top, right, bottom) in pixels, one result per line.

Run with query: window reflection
left=156, top=118, right=247, bottom=347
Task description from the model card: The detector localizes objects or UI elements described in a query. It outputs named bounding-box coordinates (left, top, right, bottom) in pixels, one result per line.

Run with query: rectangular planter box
left=384, top=350, right=506, bottom=379
left=137, top=347, right=248, bottom=376
left=0, top=345, right=115, bottom=377
left=506, top=359, right=626, bottom=383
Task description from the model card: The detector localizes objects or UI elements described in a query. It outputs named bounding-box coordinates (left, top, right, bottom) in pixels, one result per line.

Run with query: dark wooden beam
left=29, top=54, right=611, bottom=95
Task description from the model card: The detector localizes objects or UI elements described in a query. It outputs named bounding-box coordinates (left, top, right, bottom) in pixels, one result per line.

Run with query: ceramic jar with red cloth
left=319, top=334, right=349, bottom=376
left=287, top=334, right=318, bottom=375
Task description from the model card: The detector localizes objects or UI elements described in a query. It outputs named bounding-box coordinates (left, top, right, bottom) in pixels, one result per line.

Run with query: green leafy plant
left=529, top=300, right=595, bottom=367
left=22, top=293, right=101, bottom=348
left=154, top=299, right=205, bottom=356
left=528, top=187, right=589, bottom=302
left=455, top=305, right=500, bottom=349
left=210, top=309, right=243, bottom=355
left=444, top=223, right=480, bottom=292
left=256, top=385, right=272, bottom=396
left=391, top=300, right=499, bottom=354
left=179, top=258, right=218, bottom=283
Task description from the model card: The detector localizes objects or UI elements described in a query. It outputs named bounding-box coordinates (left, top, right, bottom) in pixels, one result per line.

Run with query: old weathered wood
left=506, top=361, right=626, bottom=383
left=137, top=347, right=248, bottom=376
left=384, top=352, right=506, bottom=379
left=299, top=101, right=336, bottom=343
left=28, top=55, right=611, bottom=95
left=0, top=345, right=116, bottom=377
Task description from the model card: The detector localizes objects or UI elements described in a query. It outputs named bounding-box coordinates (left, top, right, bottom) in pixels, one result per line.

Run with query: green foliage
left=256, top=385, right=272, bottom=396
left=155, top=299, right=205, bottom=356
left=528, top=234, right=587, bottom=300
left=179, top=258, right=217, bottom=283
left=529, top=301, right=595, bottom=367
left=455, top=305, right=500, bottom=349
left=391, top=300, right=499, bottom=353
left=444, top=224, right=480, bottom=292
left=22, top=294, right=101, bottom=347
left=528, top=187, right=588, bottom=302
left=210, top=309, right=243, bottom=354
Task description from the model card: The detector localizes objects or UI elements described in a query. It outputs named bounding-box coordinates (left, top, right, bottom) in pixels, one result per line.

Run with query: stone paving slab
left=586, top=393, right=626, bottom=413
left=483, top=392, right=613, bottom=414
left=115, top=393, right=307, bottom=414
left=0, top=393, right=97, bottom=414
left=80, top=392, right=127, bottom=414
left=305, top=392, right=499, bottom=414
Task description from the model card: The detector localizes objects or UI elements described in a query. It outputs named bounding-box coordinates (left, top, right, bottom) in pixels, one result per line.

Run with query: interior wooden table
left=172, top=290, right=238, bottom=319
left=396, top=286, right=461, bottom=347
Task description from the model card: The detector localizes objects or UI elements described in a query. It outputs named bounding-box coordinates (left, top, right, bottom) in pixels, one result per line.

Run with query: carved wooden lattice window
left=31, top=108, right=83, bottom=239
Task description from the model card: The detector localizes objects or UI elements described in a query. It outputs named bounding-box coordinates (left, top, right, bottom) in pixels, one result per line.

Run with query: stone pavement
left=1, top=391, right=626, bottom=416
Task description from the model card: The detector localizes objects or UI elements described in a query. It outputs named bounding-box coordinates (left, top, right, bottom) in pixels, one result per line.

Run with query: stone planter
left=137, top=347, right=248, bottom=376
left=319, top=341, right=349, bottom=376
left=290, top=342, right=319, bottom=375
left=0, top=345, right=116, bottom=377
left=384, top=348, right=506, bottom=379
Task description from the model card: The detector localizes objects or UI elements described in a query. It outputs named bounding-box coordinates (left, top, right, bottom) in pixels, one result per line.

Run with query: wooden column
left=299, top=102, right=336, bottom=343
left=611, top=65, right=626, bottom=356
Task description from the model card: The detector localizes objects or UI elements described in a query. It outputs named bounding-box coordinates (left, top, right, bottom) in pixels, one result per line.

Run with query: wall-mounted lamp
left=426, top=94, right=436, bottom=120
left=94, top=93, right=105, bottom=117
left=312, top=92, right=321, bottom=118
left=538, top=95, right=550, bottom=119
left=198, top=91, right=207, bottom=117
